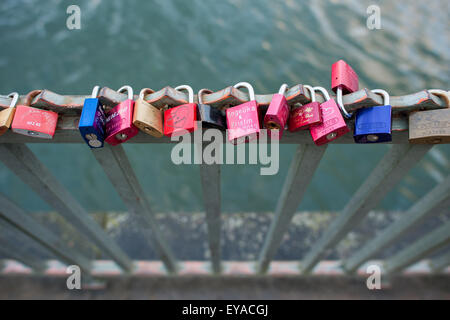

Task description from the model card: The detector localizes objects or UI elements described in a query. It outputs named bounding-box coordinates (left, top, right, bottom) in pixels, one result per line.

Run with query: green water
left=0, top=0, right=448, bottom=213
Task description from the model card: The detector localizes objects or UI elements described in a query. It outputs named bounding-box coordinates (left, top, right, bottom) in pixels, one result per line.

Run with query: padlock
left=133, top=88, right=164, bottom=137
left=409, top=89, right=450, bottom=144
left=78, top=86, right=106, bottom=148
left=0, top=92, right=19, bottom=136
left=331, top=60, right=359, bottom=94
left=354, top=89, right=392, bottom=143
left=11, top=90, right=59, bottom=139
left=197, top=88, right=226, bottom=130
left=105, top=85, right=139, bottom=146
left=332, top=60, right=359, bottom=120
left=226, top=82, right=260, bottom=143
left=309, top=86, right=350, bottom=146
left=264, top=84, right=290, bottom=138
left=288, top=85, right=322, bottom=132
left=164, top=85, right=197, bottom=137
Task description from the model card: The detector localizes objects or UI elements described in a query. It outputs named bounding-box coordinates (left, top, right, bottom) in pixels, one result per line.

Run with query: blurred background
left=0, top=0, right=448, bottom=261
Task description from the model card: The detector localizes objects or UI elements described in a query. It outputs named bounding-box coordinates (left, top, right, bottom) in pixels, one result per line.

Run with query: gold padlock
left=409, top=89, right=450, bottom=144
left=0, top=92, right=19, bottom=136
left=132, top=88, right=164, bottom=137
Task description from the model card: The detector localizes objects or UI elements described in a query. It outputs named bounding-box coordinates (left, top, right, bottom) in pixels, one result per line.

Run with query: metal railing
left=0, top=87, right=449, bottom=276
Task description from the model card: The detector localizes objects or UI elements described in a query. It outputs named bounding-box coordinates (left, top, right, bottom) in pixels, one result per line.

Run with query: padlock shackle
left=139, top=88, right=155, bottom=100
left=117, top=85, right=134, bottom=100
left=91, top=86, right=100, bottom=98
left=371, top=89, right=390, bottom=106
left=175, top=85, right=194, bottom=104
left=25, top=90, right=43, bottom=106
left=7, top=92, right=19, bottom=108
left=278, top=84, right=289, bottom=95
left=312, top=86, right=331, bottom=101
left=198, top=88, right=213, bottom=104
left=303, top=85, right=316, bottom=102
left=336, top=87, right=353, bottom=119
left=428, top=89, right=450, bottom=108
left=233, top=82, right=255, bottom=101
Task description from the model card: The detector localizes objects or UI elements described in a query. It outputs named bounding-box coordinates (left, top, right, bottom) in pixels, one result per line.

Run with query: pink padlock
left=309, top=86, right=349, bottom=146
left=332, top=60, right=359, bottom=120
left=105, top=85, right=139, bottom=146
left=264, top=83, right=290, bottom=139
left=331, top=60, right=359, bottom=94
left=226, top=82, right=260, bottom=144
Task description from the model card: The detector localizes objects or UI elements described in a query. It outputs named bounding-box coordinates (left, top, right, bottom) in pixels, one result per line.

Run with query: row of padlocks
left=0, top=60, right=449, bottom=146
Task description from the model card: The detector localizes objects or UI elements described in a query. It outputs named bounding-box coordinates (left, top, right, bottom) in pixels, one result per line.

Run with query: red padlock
left=309, top=86, right=349, bottom=146
left=288, top=85, right=322, bottom=132
left=332, top=60, right=359, bottom=120
left=264, top=83, right=290, bottom=139
left=331, top=60, right=359, bottom=94
left=11, top=90, right=58, bottom=139
left=164, top=85, right=197, bottom=137
left=105, top=85, right=139, bottom=146
left=226, top=82, right=260, bottom=144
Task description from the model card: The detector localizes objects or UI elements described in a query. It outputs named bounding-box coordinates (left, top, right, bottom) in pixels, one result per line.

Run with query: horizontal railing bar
left=0, top=88, right=446, bottom=113
left=0, top=144, right=133, bottom=273
left=200, top=159, right=222, bottom=274
left=384, top=221, right=450, bottom=274
left=0, top=119, right=411, bottom=144
left=257, top=144, right=328, bottom=274
left=429, top=252, right=450, bottom=272
left=300, top=144, right=433, bottom=274
left=91, top=145, right=178, bottom=274
left=343, top=174, right=450, bottom=273
left=0, top=192, right=92, bottom=272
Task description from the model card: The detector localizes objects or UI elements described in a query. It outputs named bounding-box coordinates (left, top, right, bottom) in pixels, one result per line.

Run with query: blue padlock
left=79, top=86, right=106, bottom=148
left=354, top=89, right=392, bottom=143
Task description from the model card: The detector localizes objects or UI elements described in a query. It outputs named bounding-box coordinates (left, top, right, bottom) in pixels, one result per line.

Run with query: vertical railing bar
left=429, top=252, right=450, bottom=273
left=343, top=175, right=450, bottom=273
left=91, top=145, right=178, bottom=274
left=0, top=144, right=133, bottom=273
left=200, top=159, right=222, bottom=274
left=0, top=192, right=92, bottom=272
left=300, top=144, right=432, bottom=274
left=384, top=221, right=450, bottom=274
left=257, top=144, right=328, bottom=274
left=0, top=239, right=47, bottom=273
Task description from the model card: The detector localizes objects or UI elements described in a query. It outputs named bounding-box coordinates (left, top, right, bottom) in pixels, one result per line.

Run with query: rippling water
left=0, top=0, right=448, bottom=213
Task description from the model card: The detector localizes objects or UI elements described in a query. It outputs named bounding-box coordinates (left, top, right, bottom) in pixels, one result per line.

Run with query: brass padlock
left=0, top=92, right=19, bottom=136
left=133, top=88, right=164, bottom=137
left=409, top=89, right=450, bottom=144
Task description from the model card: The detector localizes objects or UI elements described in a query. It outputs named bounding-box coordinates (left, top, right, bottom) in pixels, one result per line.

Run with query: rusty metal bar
left=257, top=144, right=328, bottom=274
left=0, top=123, right=412, bottom=144
left=0, top=144, right=133, bottom=273
left=343, top=174, right=450, bottom=273
left=1, top=88, right=447, bottom=113
left=200, top=159, right=222, bottom=274
left=384, top=221, right=450, bottom=274
left=0, top=192, right=92, bottom=272
left=91, top=144, right=178, bottom=274
left=0, top=227, right=47, bottom=273
left=300, top=144, right=432, bottom=274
